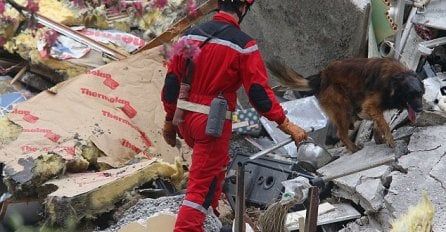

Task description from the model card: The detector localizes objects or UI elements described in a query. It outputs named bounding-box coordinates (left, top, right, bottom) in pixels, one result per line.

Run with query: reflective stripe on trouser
left=174, top=113, right=231, bottom=232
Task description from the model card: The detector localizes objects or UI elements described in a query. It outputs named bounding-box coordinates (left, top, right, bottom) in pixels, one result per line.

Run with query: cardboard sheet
left=0, top=47, right=190, bottom=180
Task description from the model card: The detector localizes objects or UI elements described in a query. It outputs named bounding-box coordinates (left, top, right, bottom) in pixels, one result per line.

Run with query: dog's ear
left=390, top=74, right=405, bottom=97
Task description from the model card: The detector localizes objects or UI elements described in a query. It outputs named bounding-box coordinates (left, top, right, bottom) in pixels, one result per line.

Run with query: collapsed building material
left=411, top=0, right=446, bottom=30
left=383, top=125, right=446, bottom=231
left=0, top=117, right=21, bottom=146
left=239, top=0, right=370, bottom=82
left=137, top=0, right=218, bottom=53
left=391, top=192, right=434, bottom=232
left=260, top=96, right=329, bottom=158
left=2, top=0, right=195, bottom=78
left=44, top=159, right=186, bottom=225
left=118, top=212, right=177, bottom=232
left=285, top=202, right=361, bottom=231
left=317, top=144, right=397, bottom=214
left=36, top=14, right=128, bottom=61
left=0, top=48, right=191, bottom=205
left=97, top=194, right=222, bottom=232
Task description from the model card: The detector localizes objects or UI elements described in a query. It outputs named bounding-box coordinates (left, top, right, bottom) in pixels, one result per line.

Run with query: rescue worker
left=161, top=0, right=308, bottom=231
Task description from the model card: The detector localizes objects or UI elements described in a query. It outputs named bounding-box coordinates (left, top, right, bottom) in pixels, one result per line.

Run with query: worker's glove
left=278, top=117, right=308, bottom=145
left=162, top=120, right=177, bottom=147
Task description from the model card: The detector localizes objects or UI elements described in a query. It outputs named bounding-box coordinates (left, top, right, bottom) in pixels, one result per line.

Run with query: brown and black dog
left=267, top=57, right=425, bottom=152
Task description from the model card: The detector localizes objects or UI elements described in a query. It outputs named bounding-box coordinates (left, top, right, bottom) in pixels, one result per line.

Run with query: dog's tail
left=266, top=59, right=318, bottom=92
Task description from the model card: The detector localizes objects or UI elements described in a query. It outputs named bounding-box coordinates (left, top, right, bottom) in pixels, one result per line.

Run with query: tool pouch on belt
left=172, top=82, right=191, bottom=126
left=205, top=93, right=228, bottom=137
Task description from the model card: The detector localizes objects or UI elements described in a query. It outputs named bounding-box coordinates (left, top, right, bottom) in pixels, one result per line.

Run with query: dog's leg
left=373, top=122, right=386, bottom=144
left=320, top=94, right=359, bottom=153
left=362, top=96, right=395, bottom=148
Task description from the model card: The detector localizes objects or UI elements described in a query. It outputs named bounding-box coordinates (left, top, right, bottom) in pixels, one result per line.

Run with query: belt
left=177, top=99, right=233, bottom=120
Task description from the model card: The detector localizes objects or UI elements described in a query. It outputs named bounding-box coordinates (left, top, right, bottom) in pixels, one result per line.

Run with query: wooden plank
left=9, top=65, right=27, bottom=85
left=286, top=202, right=335, bottom=226
left=304, top=187, right=320, bottom=232
left=286, top=203, right=361, bottom=231
left=135, top=0, right=218, bottom=53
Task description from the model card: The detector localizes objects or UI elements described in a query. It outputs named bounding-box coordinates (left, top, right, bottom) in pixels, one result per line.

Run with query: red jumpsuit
left=161, top=12, right=287, bottom=232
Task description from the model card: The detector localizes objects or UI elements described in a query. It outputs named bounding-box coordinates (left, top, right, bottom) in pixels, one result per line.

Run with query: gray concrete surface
left=236, top=0, right=371, bottom=108
left=337, top=123, right=446, bottom=231
left=242, top=0, right=370, bottom=77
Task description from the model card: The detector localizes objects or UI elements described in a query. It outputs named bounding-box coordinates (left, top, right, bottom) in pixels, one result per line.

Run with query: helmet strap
left=237, top=4, right=251, bottom=24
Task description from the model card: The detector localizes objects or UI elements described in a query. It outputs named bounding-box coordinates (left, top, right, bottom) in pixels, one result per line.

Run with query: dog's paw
left=385, top=137, right=395, bottom=148
left=347, top=144, right=362, bottom=153
left=373, top=132, right=385, bottom=144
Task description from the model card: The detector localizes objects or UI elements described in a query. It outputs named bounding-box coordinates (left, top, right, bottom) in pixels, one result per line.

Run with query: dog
left=267, top=57, right=425, bottom=152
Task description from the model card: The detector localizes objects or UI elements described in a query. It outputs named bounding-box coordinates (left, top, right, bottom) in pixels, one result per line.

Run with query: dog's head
left=391, top=71, right=425, bottom=122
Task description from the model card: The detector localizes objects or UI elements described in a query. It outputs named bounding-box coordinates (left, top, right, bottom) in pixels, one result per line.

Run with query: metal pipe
left=323, top=156, right=395, bottom=182
left=395, top=7, right=417, bottom=60
left=35, top=14, right=128, bottom=60
left=393, top=0, right=407, bottom=57
left=249, top=127, right=315, bottom=160
left=249, top=137, right=294, bottom=160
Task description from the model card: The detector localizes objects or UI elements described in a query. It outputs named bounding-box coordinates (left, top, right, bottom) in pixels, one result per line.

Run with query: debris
left=137, top=0, right=218, bottom=53
left=317, top=144, right=396, bottom=213
left=44, top=159, right=186, bottom=225
left=411, top=0, right=446, bottom=30
left=0, top=48, right=192, bottom=223
left=285, top=202, right=336, bottom=230
left=78, top=28, right=146, bottom=53
left=260, top=96, right=329, bottom=158
left=118, top=212, right=176, bottom=232
left=9, top=65, right=26, bottom=85
left=97, top=194, right=222, bottom=232
left=36, top=13, right=128, bottom=60
left=391, top=192, right=434, bottom=232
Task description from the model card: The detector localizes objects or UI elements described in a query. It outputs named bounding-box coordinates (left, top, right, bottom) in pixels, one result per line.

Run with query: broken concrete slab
left=413, top=110, right=446, bottom=127
left=383, top=125, right=446, bottom=231
left=406, top=125, right=446, bottom=153
left=320, top=125, right=444, bottom=231
left=386, top=168, right=446, bottom=231
left=318, top=144, right=395, bottom=213
left=354, top=120, right=373, bottom=146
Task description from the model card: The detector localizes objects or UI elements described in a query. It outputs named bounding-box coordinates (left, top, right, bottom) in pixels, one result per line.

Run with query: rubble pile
left=98, top=195, right=222, bottom=232
left=1, top=0, right=446, bottom=231
left=1, top=0, right=201, bottom=229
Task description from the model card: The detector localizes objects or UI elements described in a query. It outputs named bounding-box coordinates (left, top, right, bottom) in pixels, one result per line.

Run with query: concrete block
left=242, top=0, right=370, bottom=78
left=407, top=125, right=446, bottom=153
left=413, top=111, right=446, bottom=128
left=386, top=168, right=446, bottom=231
left=354, top=120, right=373, bottom=146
